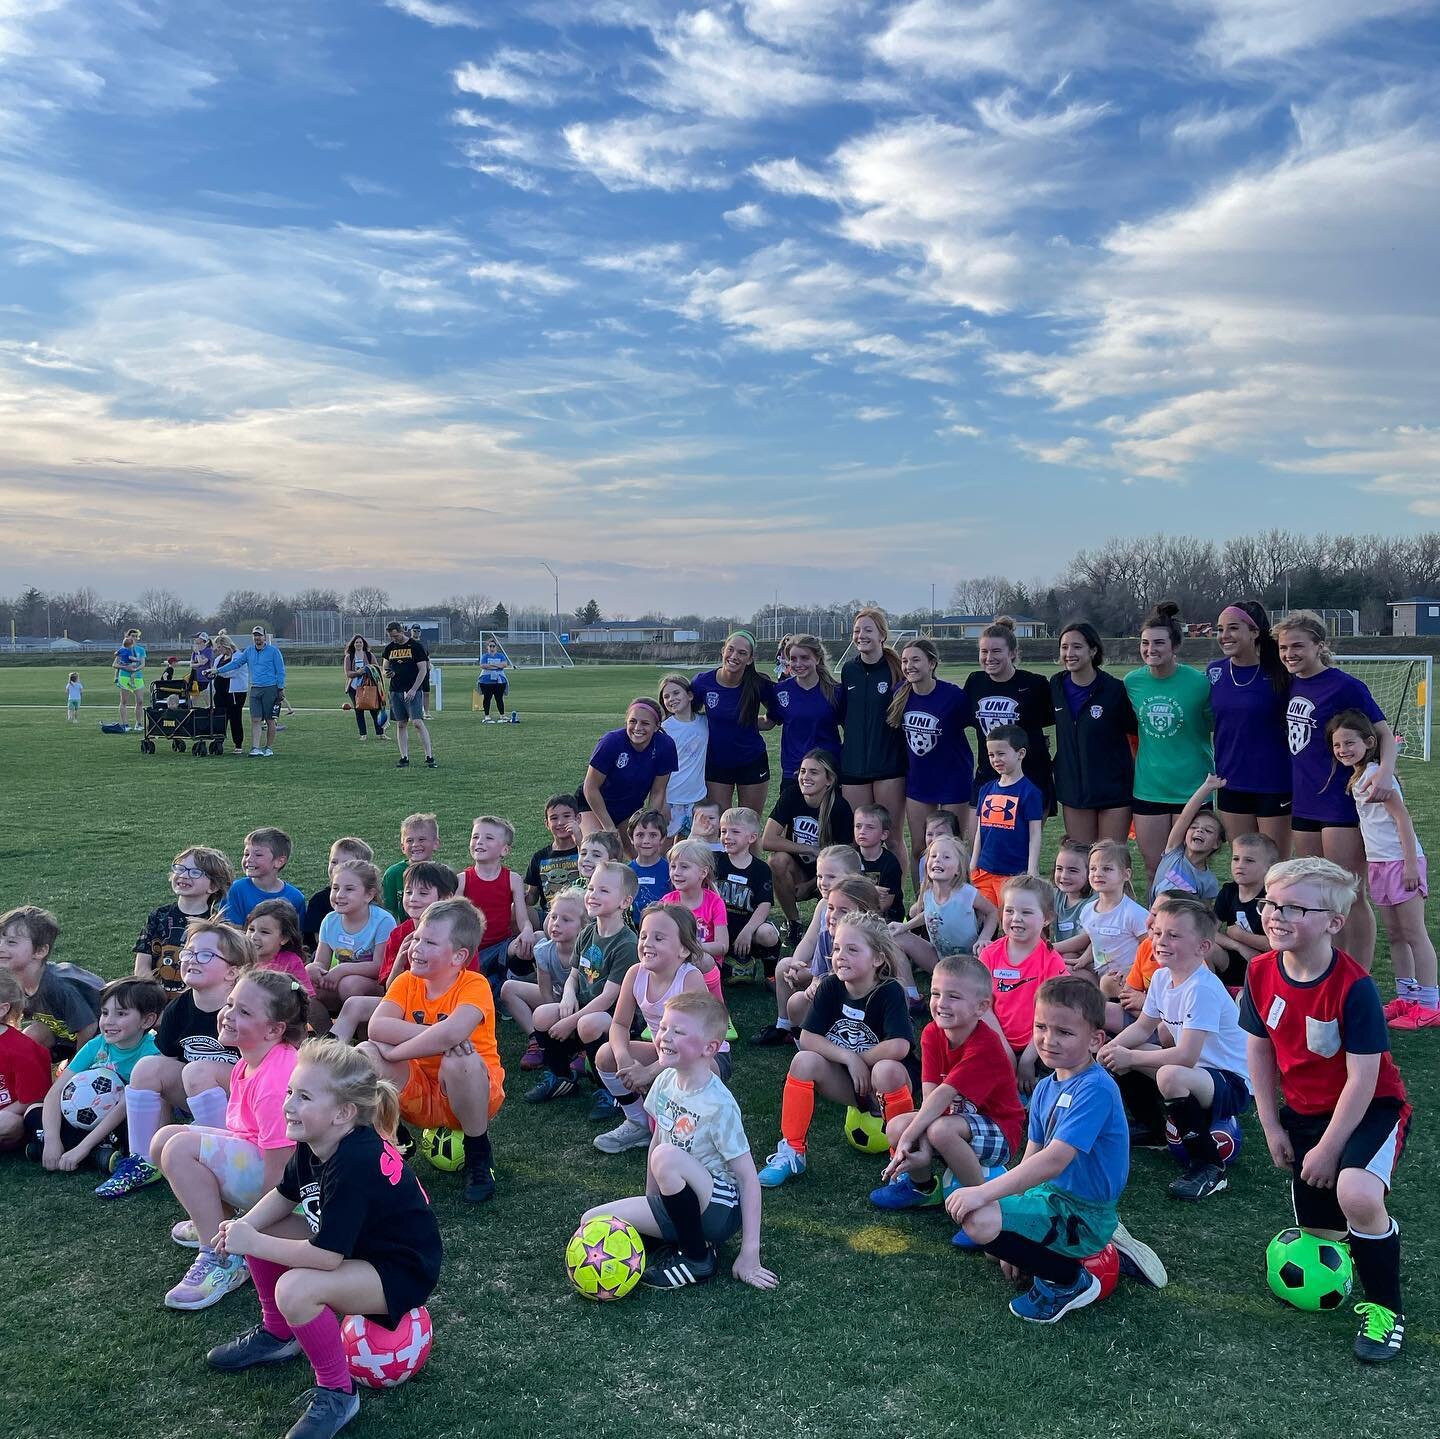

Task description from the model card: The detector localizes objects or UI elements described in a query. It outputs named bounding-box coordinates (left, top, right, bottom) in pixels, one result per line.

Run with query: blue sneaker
left=952, top=1227, right=983, bottom=1250
left=1008, top=1269, right=1102, bottom=1324
left=757, top=1139, right=806, bottom=1188
left=870, top=1172, right=943, bottom=1211
left=588, top=1089, right=619, bottom=1120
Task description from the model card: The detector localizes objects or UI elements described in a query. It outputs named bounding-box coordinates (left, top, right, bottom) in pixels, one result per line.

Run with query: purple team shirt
left=773, top=676, right=844, bottom=778
left=1285, top=669, right=1385, bottom=823
left=900, top=679, right=976, bottom=805
left=587, top=727, right=679, bottom=824
left=692, top=668, right=777, bottom=770
left=1206, top=660, right=1291, bottom=796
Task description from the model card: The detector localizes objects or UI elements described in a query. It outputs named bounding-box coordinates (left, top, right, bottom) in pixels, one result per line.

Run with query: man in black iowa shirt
left=382, top=622, right=436, bottom=770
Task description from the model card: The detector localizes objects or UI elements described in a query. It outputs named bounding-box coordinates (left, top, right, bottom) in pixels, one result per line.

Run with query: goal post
left=427, top=632, right=574, bottom=713
left=1334, top=655, right=1433, bottom=761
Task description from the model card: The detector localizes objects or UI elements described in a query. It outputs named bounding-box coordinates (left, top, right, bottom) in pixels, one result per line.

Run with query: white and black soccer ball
left=60, top=1067, right=124, bottom=1131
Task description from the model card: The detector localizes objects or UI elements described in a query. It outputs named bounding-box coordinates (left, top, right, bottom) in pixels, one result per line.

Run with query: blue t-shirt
left=974, top=776, right=1045, bottom=876
left=899, top=678, right=976, bottom=805
left=772, top=677, right=843, bottom=778
left=587, top=727, right=679, bottom=825
left=1286, top=669, right=1385, bottom=824
left=478, top=653, right=508, bottom=687
left=1206, top=660, right=1291, bottom=795
left=630, top=858, right=671, bottom=922
left=318, top=905, right=397, bottom=967
left=220, top=878, right=307, bottom=928
left=1027, top=1062, right=1129, bottom=1205
left=71, top=1030, right=160, bottom=1084
left=692, top=668, right=777, bottom=769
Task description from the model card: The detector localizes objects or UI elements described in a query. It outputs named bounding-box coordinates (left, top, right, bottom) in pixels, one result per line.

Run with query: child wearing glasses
left=135, top=848, right=236, bottom=1002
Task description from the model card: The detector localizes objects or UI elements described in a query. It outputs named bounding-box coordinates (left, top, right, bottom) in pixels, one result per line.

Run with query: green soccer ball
left=1265, top=1228, right=1353, bottom=1312
left=843, top=1105, right=890, bottom=1155
left=421, top=1127, right=465, bottom=1173
left=566, top=1215, right=646, bottom=1301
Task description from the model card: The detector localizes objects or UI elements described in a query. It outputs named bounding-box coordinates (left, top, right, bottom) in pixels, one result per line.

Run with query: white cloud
left=384, top=0, right=482, bottom=27
left=564, top=115, right=731, bottom=191
left=585, top=243, right=688, bottom=274
left=854, top=404, right=898, bottom=421
left=453, top=49, right=567, bottom=106
left=1179, top=0, right=1431, bottom=65
left=452, top=112, right=551, bottom=190
left=468, top=260, right=576, bottom=295
left=723, top=201, right=770, bottom=229
left=740, top=0, right=874, bottom=45
left=342, top=174, right=400, bottom=197
left=1165, top=103, right=1267, bottom=149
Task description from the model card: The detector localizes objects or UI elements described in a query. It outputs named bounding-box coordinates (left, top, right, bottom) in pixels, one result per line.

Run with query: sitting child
left=0, top=905, right=98, bottom=1059
left=219, top=828, right=306, bottom=928
left=134, top=846, right=234, bottom=1000
left=892, top=836, right=998, bottom=1000
left=628, top=809, right=671, bottom=925
left=503, top=887, right=585, bottom=1071
left=303, top=836, right=374, bottom=952
left=1051, top=839, right=1094, bottom=960
left=581, top=992, right=776, bottom=1291
left=715, top=807, right=781, bottom=980
left=1076, top=840, right=1149, bottom=981
left=1146, top=775, right=1224, bottom=903
left=915, top=810, right=964, bottom=898
left=207, top=1038, right=442, bottom=1439
left=852, top=803, right=906, bottom=922
left=524, top=795, right=581, bottom=924
left=0, top=971, right=50, bottom=1151
left=659, top=839, right=727, bottom=999
left=246, top=900, right=315, bottom=991
left=382, top=812, right=441, bottom=919
left=871, top=954, right=1024, bottom=1211
left=306, top=861, right=396, bottom=1024
left=1213, top=832, right=1277, bottom=989
left=361, top=898, right=503, bottom=1206
left=761, top=751, right=853, bottom=947
left=462, top=816, right=537, bottom=994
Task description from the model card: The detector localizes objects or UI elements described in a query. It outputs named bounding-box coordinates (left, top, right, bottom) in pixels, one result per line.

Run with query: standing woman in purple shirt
left=578, top=697, right=679, bottom=851
left=1275, top=609, right=1396, bottom=967
left=772, top=634, right=844, bottom=799
left=1206, top=600, right=1292, bottom=856
left=886, top=637, right=976, bottom=865
left=693, top=630, right=778, bottom=815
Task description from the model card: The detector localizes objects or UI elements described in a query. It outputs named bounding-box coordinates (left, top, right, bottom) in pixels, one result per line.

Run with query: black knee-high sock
left=1349, top=1222, right=1403, bottom=1312
left=1165, top=1094, right=1219, bottom=1166
left=983, top=1230, right=1083, bottom=1285
left=1116, top=1070, right=1166, bottom=1136
left=541, top=1029, right=580, bottom=1077
left=660, top=1185, right=707, bottom=1259
left=582, top=1035, right=604, bottom=1081
left=463, top=1131, right=493, bottom=1173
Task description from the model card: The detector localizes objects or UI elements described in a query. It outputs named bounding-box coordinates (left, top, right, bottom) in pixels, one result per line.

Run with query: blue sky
left=2, top=0, right=1437, bottom=617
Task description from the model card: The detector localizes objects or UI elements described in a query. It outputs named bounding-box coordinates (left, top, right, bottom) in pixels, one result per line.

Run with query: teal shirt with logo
left=1123, top=665, right=1214, bottom=805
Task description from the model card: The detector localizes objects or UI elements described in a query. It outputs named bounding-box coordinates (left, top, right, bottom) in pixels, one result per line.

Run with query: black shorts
left=1217, top=788, right=1292, bottom=818
left=1282, top=1099, right=1410, bottom=1232
left=373, top=1255, right=441, bottom=1330
left=840, top=769, right=906, bottom=787
left=1291, top=816, right=1359, bottom=834
left=647, top=1171, right=742, bottom=1245
left=705, top=756, right=770, bottom=788
left=1130, top=797, right=1181, bottom=818
left=572, top=789, right=638, bottom=830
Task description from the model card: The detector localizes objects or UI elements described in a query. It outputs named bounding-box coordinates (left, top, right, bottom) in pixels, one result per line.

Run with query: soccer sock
left=245, top=1256, right=295, bottom=1340
left=582, top=1036, right=606, bottom=1079
left=187, top=1087, right=228, bottom=1131
left=124, top=1086, right=164, bottom=1159
left=598, top=1070, right=646, bottom=1124
left=541, top=1030, right=580, bottom=1077
left=775, top=1016, right=793, bottom=1031
left=1116, top=1071, right=1166, bottom=1136
left=1417, top=985, right=1438, bottom=1010
left=659, top=1184, right=708, bottom=1260
left=1396, top=977, right=1420, bottom=1000
left=1349, top=1221, right=1403, bottom=1313
left=983, top=1230, right=1084, bottom=1286
left=779, top=1076, right=815, bottom=1155
left=1164, top=1094, right=1219, bottom=1167
left=463, top=1130, right=493, bottom=1174
left=292, top=1309, right=353, bottom=1392
left=880, top=1086, right=915, bottom=1127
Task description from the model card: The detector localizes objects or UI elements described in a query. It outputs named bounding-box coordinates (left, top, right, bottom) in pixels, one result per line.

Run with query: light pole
left=541, top=562, right=559, bottom=635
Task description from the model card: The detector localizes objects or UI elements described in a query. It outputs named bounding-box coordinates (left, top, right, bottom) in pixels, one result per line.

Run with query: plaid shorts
left=946, top=1099, right=1012, bottom=1167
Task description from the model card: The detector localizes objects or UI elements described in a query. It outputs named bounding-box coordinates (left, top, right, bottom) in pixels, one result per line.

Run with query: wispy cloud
left=723, top=201, right=770, bottom=229
left=564, top=115, right=732, bottom=191
left=468, top=260, right=576, bottom=295
left=1181, top=0, right=1432, bottom=65
left=342, top=174, right=400, bottom=197
left=453, top=49, right=574, bottom=106
left=384, top=0, right=482, bottom=29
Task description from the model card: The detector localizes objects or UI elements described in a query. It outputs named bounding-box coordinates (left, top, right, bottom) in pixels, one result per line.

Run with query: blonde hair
left=787, top=634, right=838, bottom=703
left=662, top=989, right=730, bottom=1042
left=297, top=1037, right=400, bottom=1139
left=1271, top=609, right=1332, bottom=665
left=593, top=859, right=639, bottom=898
left=720, top=807, right=761, bottom=834
left=330, top=836, right=375, bottom=864
left=186, top=920, right=256, bottom=972
left=420, top=897, right=486, bottom=955
left=333, top=859, right=382, bottom=899
left=817, top=844, right=863, bottom=875
left=1263, top=857, right=1358, bottom=917
left=1087, top=839, right=1134, bottom=897
left=925, top=834, right=971, bottom=883
left=668, top=839, right=716, bottom=885
left=827, top=875, right=881, bottom=914
left=1232, top=832, right=1281, bottom=865
left=582, top=829, right=625, bottom=861
left=472, top=814, right=516, bottom=846
left=851, top=606, right=903, bottom=688
left=832, top=910, right=899, bottom=978
left=0, top=969, right=24, bottom=1026
left=402, top=812, right=440, bottom=838
left=548, top=886, right=587, bottom=916
left=239, top=968, right=308, bottom=1046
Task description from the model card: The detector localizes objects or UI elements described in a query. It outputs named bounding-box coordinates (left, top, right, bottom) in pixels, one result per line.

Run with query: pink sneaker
left=1414, top=1006, right=1440, bottom=1029
left=520, top=1035, right=544, bottom=1070
left=1383, top=996, right=1413, bottom=1021
left=1387, top=1001, right=1421, bottom=1031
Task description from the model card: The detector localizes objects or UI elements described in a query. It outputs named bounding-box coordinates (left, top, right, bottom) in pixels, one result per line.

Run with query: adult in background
left=187, top=630, right=214, bottom=709
left=1123, top=602, right=1214, bottom=882
left=771, top=634, right=844, bottom=799
left=113, top=626, right=145, bottom=731
left=382, top=621, right=435, bottom=770
left=1207, top=600, right=1292, bottom=856
left=578, top=697, right=678, bottom=850
left=215, top=625, right=286, bottom=757
left=839, top=607, right=909, bottom=875
left=1049, top=621, right=1136, bottom=844
left=210, top=631, right=247, bottom=754
left=964, top=616, right=1055, bottom=811
left=693, top=630, right=777, bottom=814
left=1274, top=609, right=1396, bottom=967
left=477, top=638, right=511, bottom=721
left=343, top=633, right=386, bottom=741
left=409, top=624, right=432, bottom=715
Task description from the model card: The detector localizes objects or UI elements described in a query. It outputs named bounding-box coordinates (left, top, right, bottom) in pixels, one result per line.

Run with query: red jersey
left=378, top=919, right=415, bottom=985
left=1, top=1025, right=53, bottom=1108
left=920, top=1020, right=1024, bottom=1153
left=1239, top=948, right=1406, bottom=1117
left=462, top=867, right=516, bottom=949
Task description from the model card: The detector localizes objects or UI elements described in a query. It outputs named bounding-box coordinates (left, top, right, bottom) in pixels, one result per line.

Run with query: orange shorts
left=970, top=867, right=1011, bottom=910
left=398, top=1058, right=504, bottom=1131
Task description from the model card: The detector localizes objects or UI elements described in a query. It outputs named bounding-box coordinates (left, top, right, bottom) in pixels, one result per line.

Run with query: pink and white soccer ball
left=341, top=1306, right=433, bottom=1389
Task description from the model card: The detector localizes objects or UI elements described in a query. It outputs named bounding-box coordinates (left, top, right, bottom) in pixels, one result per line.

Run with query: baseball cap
left=252, top=626, right=265, bottom=636
left=195, top=630, right=210, bottom=642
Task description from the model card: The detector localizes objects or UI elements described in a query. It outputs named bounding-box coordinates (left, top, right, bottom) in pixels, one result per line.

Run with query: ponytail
left=297, top=1037, right=402, bottom=1139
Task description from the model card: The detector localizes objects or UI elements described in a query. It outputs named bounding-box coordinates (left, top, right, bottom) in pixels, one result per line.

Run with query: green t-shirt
left=70, top=1030, right=160, bottom=1084
left=573, top=922, right=639, bottom=1008
left=1123, top=664, right=1214, bottom=804
left=382, top=860, right=408, bottom=920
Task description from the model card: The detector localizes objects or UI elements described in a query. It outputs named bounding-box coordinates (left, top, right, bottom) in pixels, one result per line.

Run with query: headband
left=1218, top=605, right=1258, bottom=630
left=628, top=697, right=663, bottom=722
left=727, top=629, right=757, bottom=649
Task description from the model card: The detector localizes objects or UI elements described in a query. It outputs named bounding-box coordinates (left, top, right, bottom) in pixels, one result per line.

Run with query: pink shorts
left=1368, top=858, right=1428, bottom=907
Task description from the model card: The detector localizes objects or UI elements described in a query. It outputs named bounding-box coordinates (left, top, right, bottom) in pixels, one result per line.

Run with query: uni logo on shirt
left=979, top=794, right=1019, bottom=830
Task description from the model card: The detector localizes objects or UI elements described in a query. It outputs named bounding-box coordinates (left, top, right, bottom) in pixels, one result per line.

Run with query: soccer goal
left=834, top=629, right=920, bottom=670
left=477, top=631, right=574, bottom=669
left=1335, top=655, right=1433, bottom=761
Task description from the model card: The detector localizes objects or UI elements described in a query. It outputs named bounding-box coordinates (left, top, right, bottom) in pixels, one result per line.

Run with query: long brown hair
left=788, top=633, right=838, bottom=704
left=797, top=749, right=841, bottom=846
left=887, top=636, right=940, bottom=726
left=721, top=631, right=768, bottom=727
left=852, top=606, right=902, bottom=688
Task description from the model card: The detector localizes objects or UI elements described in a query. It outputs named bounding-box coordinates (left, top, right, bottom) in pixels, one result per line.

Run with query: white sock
left=599, top=1070, right=631, bottom=1101
left=775, top=1017, right=793, bottom=1031
left=1397, top=977, right=1420, bottom=999
left=1418, top=985, right=1438, bottom=1010
left=124, top=1086, right=164, bottom=1158
left=188, top=1087, right=228, bottom=1130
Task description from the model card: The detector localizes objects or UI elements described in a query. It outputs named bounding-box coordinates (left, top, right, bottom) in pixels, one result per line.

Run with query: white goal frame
left=834, top=628, right=920, bottom=670
left=1335, top=654, right=1433, bottom=761
left=428, top=632, right=574, bottom=713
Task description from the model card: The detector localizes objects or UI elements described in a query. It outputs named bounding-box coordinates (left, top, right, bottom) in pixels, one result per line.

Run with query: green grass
left=0, top=663, right=1435, bottom=1439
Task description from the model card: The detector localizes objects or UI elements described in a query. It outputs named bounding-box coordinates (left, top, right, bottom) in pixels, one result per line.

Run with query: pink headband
left=628, top=697, right=663, bottom=722
left=1218, top=605, right=1257, bottom=630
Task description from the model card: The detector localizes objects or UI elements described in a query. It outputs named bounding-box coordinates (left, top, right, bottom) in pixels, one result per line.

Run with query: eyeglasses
left=1257, top=898, right=1333, bottom=922
left=171, top=864, right=206, bottom=880
left=178, top=947, right=225, bottom=964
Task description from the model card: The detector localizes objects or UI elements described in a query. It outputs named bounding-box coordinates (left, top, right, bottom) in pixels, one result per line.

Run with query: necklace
left=1228, top=659, right=1260, bottom=689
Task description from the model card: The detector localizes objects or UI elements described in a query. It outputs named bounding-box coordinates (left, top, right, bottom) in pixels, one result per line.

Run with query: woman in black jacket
left=1049, top=621, right=1136, bottom=843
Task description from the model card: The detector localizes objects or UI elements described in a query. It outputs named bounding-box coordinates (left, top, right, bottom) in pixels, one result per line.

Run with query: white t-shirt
left=644, top=1067, right=749, bottom=1183
left=663, top=713, right=709, bottom=805
left=1080, top=895, right=1149, bottom=976
left=66, top=681, right=83, bottom=703
left=1354, top=762, right=1421, bottom=864
left=318, top=904, right=397, bottom=966
left=1143, top=963, right=1251, bottom=1088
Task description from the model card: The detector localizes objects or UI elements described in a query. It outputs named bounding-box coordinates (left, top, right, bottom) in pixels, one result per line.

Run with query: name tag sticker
left=1266, top=996, right=1286, bottom=1028
left=1056, top=1092, right=1073, bottom=1109
left=842, top=1004, right=865, bottom=1021
left=994, top=967, right=1021, bottom=981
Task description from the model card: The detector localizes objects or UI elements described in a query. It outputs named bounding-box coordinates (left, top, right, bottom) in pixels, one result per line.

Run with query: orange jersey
left=384, top=968, right=505, bottom=1099
left=1125, top=937, right=1160, bottom=992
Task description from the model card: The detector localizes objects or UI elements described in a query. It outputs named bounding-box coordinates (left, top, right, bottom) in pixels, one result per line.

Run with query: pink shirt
left=977, top=936, right=1068, bottom=1053
left=260, top=948, right=314, bottom=996
left=226, top=1041, right=299, bottom=1149
left=661, top=888, right=727, bottom=999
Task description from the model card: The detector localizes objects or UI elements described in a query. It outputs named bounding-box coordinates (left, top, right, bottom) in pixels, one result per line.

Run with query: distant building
left=925, top=615, right=1049, bottom=640
left=1389, top=598, right=1440, bottom=637
left=570, top=621, right=679, bottom=645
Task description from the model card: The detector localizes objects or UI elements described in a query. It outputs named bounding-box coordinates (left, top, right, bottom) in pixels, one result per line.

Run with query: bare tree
left=292, top=587, right=342, bottom=612
left=137, top=588, right=194, bottom=639
left=948, top=575, right=1006, bottom=615
left=443, top=592, right=495, bottom=638
left=346, top=586, right=390, bottom=615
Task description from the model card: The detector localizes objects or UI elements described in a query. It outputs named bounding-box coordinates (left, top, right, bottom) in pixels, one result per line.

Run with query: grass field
left=0, top=662, right=1435, bottom=1439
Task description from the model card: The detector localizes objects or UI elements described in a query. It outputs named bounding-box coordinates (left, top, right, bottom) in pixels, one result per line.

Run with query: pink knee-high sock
left=292, top=1309, right=352, bottom=1392
left=245, top=1257, right=293, bottom=1340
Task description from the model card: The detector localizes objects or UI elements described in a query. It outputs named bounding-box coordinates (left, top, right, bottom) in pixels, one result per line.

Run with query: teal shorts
left=998, top=1184, right=1116, bottom=1259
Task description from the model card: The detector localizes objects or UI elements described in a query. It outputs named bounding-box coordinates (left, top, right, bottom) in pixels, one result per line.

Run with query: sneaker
left=1387, top=1000, right=1421, bottom=1030
left=870, top=1172, right=943, bottom=1211
left=92, top=1142, right=120, bottom=1174
left=519, top=1035, right=544, bottom=1070
left=594, top=1117, right=652, bottom=1154
left=757, top=1139, right=806, bottom=1188
left=463, top=1162, right=496, bottom=1205
left=262, top=747, right=274, bottom=757
left=750, top=1022, right=796, bottom=1047
left=284, top=1385, right=360, bottom=1439
left=1383, top=996, right=1413, bottom=1021
left=1353, top=1303, right=1405, bottom=1363
left=588, top=1089, right=620, bottom=1120
left=171, top=1218, right=200, bottom=1248
left=524, top=1071, right=578, bottom=1104
left=425, top=756, right=437, bottom=769
left=786, top=920, right=805, bottom=948
left=1110, top=1219, right=1168, bottom=1288
left=1009, top=1269, right=1102, bottom=1324
left=639, top=1244, right=718, bottom=1289
left=569, top=1052, right=589, bottom=1083
left=1415, top=1006, right=1440, bottom=1028
left=207, top=1323, right=302, bottom=1371
left=248, top=747, right=263, bottom=757
left=395, top=757, right=410, bottom=769
left=1168, top=1163, right=1228, bottom=1201
left=95, top=1153, right=162, bottom=1198
left=164, top=1251, right=250, bottom=1310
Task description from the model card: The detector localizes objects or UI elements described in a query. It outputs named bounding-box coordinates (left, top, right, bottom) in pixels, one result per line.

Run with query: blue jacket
left=218, top=642, right=286, bottom=688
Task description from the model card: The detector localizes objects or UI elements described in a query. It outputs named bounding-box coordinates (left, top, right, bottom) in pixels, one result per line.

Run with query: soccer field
left=0, top=662, right=1434, bottom=1439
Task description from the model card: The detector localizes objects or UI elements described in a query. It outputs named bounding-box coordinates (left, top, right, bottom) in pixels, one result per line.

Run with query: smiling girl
left=693, top=631, right=778, bottom=815
left=964, top=616, right=1056, bottom=812
left=762, top=749, right=854, bottom=941
left=839, top=609, right=909, bottom=878
left=772, top=634, right=844, bottom=790
left=659, top=673, right=709, bottom=840
left=307, top=862, right=396, bottom=1023
left=579, top=697, right=679, bottom=846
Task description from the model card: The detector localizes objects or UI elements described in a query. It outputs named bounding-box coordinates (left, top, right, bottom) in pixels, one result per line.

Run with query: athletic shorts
left=388, top=691, right=425, bottom=723
left=398, top=1057, right=504, bottom=1132
left=997, top=1184, right=1117, bottom=1259
left=1203, top=1067, right=1253, bottom=1124
left=197, top=1131, right=270, bottom=1211
left=704, top=755, right=770, bottom=788
left=1282, top=1098, right=1410, bottom=1233
left=1216, top=788, right=1292, bottom=818
left=1369, top=858, right=1428, bottom=906
left=969, top=867, right=1010, bottom=910
left=1291, top=815, right=1359, bottom=834
left=248, top=685, right=279, bottom=719
left=573, top=790, right=640, bottom=830
left=840, top=768, right=906, bottom=787
left=1130, top=797, right=1182, bottom=818
left=647, top=1170, right=742, bottom=1245
left=944, top=1102, right=1012, bottom=1168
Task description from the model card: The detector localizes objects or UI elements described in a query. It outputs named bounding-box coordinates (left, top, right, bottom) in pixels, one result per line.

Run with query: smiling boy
left=220, top=828, right=305, bottom=929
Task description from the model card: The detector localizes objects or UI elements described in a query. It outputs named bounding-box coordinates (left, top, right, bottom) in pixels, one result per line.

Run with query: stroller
left=139, top=679, right=230, bottom=757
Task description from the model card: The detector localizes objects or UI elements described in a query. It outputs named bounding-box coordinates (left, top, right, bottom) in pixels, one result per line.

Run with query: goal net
left=428, top=632, right=573, bottom=712
left=834, top=629, right=919, bottom=670
left=1335, top=655, right=1433, bottom=761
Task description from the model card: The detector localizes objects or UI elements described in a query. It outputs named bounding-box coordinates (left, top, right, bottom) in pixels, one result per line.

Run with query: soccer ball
left=341, top=1307, right=433, bottom=1388
left=60, top=1068, right=124, bottom=1131
left=1265, top=1228, right=1354, bottom=1312
left=566, top=1215, right=646, bottom=1300
left=843, top=1105, right=891, bottom=1155
left=1081, top=1243, right=1120, bottom=1301
left=1165, top=1114, right=1243, bottom=1168
left=421, top=1127, right=465, bottom=1172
